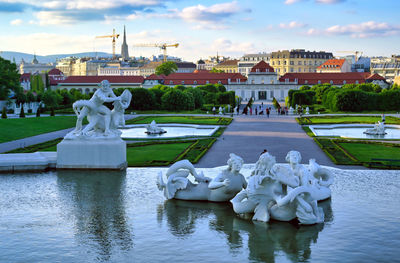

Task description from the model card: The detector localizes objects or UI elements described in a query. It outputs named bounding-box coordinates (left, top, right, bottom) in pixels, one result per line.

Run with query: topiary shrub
left=19, top=105, right=25, bottom=118
left=161, top=89, right=191, bottom=111
left=1, top=107, right=7, bottom=119
left=131, top=88, right=156, bottom=111
left=36, top=108, right=41, bottom=117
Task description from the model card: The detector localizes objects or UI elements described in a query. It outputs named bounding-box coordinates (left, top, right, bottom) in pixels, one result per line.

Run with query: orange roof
left=163, top=72, right=247, bottom=85
left=366, top=73, right=386, bottom=81
left=279, top=72, right=372, bottom=85
left=60, top=76, right=144, bottom=84
left=317, top=59, right=346, bottom=70
left=250, top=61, right=275, bottom=73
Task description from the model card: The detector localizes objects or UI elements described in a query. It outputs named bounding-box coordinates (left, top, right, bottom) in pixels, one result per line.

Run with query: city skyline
left=0, top=0, right=399, bottom=62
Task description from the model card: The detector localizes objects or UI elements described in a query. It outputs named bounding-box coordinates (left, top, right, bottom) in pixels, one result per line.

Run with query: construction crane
left=96, top=29, right=120, bottom=59
left=336, top=51, right=363, bottom=62
left=132, top=43, right=179, bottom=63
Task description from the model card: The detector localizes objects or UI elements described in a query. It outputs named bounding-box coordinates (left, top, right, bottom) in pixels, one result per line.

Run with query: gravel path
left=197, top=114, right=364, bottom=169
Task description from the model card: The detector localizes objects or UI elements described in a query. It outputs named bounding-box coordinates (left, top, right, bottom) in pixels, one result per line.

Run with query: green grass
left=314, top=138, right=359, bottom=165
left=297, top=115, right=400, bottom=125
left=126, top=116, right=232, bottom=125
left=0, top=116, right=87, bottom=143
left=6, top=138, right=62, bottom=153
left=126, top=138, right=216, bottom=167
left=338, top=141, right=400, bottom=168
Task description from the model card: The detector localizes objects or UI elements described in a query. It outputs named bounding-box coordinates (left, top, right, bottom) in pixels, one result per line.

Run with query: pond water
left=310, top=124, right=400, bottom=139
left=0, top=167, right=399, bottom=263
left=120, top=124, right=218, bottom=139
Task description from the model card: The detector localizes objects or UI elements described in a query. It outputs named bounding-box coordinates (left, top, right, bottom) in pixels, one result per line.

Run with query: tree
left=131, top=88, right=156, bottom=110
left=0, top=57, right=20, bottom=100
left=210, top=67, right=224, bottom=73
left=31, top=74, right=45, bottom=93
left=155, top=61, right=177, bottom=76
left=42, top=90, right=62, bottom=110
left=161, top=89, right=192, bottom=111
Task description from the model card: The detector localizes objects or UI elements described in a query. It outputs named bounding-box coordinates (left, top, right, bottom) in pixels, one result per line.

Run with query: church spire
left=121, top=25, right=129, bottom=61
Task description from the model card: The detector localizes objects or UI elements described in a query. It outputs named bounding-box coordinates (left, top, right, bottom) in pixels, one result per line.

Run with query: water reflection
left=56, top=170, right=133, bottom=261
left=158, top=199, right=332, bottom=263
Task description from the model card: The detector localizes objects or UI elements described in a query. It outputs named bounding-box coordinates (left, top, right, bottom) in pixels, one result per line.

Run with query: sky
left=0, top=0, right=399, bottom=62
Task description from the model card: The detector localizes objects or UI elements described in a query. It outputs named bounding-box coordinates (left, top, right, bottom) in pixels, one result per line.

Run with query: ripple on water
left=0, top=168, right=399, bottom=262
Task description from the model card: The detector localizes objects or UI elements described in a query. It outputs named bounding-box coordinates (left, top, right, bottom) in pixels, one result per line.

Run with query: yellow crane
left=336, top=51, right=363, bottom=62
left=132, top=43, right=179, bottom=62
left=96, top=29, right=120, bottom=59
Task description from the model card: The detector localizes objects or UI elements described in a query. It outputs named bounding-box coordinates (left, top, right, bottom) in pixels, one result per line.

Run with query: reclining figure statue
left=157, top=153, right=247, bottom=202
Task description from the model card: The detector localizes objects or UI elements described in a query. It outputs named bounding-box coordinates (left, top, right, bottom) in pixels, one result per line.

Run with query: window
left=318, top=80, right=321, bottom=84
left=181, top=81, right=185, bottom=84
left=343, top=80, right=346, bottom=84
left=298, top=61, right=302, bottom=65
left=355, top=80, right=359, bottom=84
left=305, top=80, right=308, bottom=84
left=218, top=80, right=221, bottom=84
left=258, top=91, right=267, bottom=100
left=194, top=80, right=197, bottom=85
left=330, top=80, right=333, bottom=84
left=206, top=80, right=209, bottom=84
left=290, top=68, right=294, bottom=72
left=170, top=81, right=173, bottom=84
left=290, top=61, right=294, bottom=65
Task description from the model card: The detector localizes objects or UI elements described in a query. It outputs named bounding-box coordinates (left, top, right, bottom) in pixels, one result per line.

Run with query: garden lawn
left=126, top=116, right=232, bottom=125
left=127, top=141, right=193, bottom=166
left=338, top=142, right=400, bottom=163
left=0, top=116, right=84, bottom=143
left=297, top=116, right=400, bottom=125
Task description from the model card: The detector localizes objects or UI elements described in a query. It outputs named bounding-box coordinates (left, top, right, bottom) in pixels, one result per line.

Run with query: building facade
left=214, top=60, right=239, bottom=73
left=19, top=55, right=54, bottom=74
left=270, top=49, right=333, bottom=76
left=238, top=53, right=270, bottom=76
left=317, top=59, right=351, bottom=73
left=370, top=55, right=400, bottom=83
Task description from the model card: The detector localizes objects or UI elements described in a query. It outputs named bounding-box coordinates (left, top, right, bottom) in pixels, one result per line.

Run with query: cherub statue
left=157, top=153, right=247, bottom=202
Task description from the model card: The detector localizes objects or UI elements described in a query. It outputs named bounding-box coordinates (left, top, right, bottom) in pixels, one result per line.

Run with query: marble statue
left=288, top=106, right=294, bottom=115
left=306, top=107, right=310, bottom=115
left=146, top=120, right=166, bottom=134
left=157, top=153, right=247, bottom=202
left=218, top=106, right=223, bottom=115
left=233, top=106, right=238, bottom=115
left=231, top=151, right=333, bottom=225
left=57, top=80, right=131, bottom=169
left=67, top=80, right=132, bottom=139
left=364, top=121, right=386, bottom=135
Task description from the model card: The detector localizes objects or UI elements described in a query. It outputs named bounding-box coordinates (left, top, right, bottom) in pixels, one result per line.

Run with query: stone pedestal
left=56, top=138, right=127, bottom=170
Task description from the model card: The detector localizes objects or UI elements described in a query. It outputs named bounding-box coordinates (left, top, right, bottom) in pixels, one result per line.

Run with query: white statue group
left=157, top=151, right=333, bottom=225
left=66, top=80, right=132, bottom=139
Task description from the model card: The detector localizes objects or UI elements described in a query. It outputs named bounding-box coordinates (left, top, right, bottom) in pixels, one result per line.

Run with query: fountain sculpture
left=363, top=121, right=387, bottom=135
left=157, top=153, right=247, bottom=202
left=145, top=120, right=167, bottom=134
left=57, top=80, right=132, bottom=169
left=157, top=150, right=333, bottom=225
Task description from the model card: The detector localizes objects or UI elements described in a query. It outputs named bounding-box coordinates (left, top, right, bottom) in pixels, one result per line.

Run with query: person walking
left=266, top=108, right=270, bottom=118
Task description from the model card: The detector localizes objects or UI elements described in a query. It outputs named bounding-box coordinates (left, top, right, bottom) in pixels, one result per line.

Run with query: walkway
left=197, top=114, right=362, bottom=169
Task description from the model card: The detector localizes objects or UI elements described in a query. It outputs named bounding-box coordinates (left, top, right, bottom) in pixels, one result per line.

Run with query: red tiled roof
left=20, top=73, right=31, bottom=82
left=279, top=72, right=373, bottom=85
left=193, top=69, right=210, bottom=73
left=48, top=68, right=63, bottom=75
left=317, top=59, right=346, bottom=70
left=60, top=76, right=144, bottom=84
left=250, top=61, right=275, bottom=73
left=366, top=73, right=386, bottom=81
left=146, top=74, right=165, bottom=80
left=164, top=72, right=247, bottom=85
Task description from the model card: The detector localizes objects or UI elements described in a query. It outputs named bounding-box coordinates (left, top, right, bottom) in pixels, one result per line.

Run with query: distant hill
left=0, top=51, right=113, bottom=64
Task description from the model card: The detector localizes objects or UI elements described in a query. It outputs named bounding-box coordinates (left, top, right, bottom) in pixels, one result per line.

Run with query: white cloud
left=211, top=38, right=256, bottom=54
left=305, top=21, right=400, bottom=38
left=279, top=21, right=307, bottom=29
left=284, top=0, right=345, bottom=4
left=284, top=0, right=303, bottom=4
left=154, top=1, right=250, bottom=30
left=10, top=19, right=23, bottom=26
